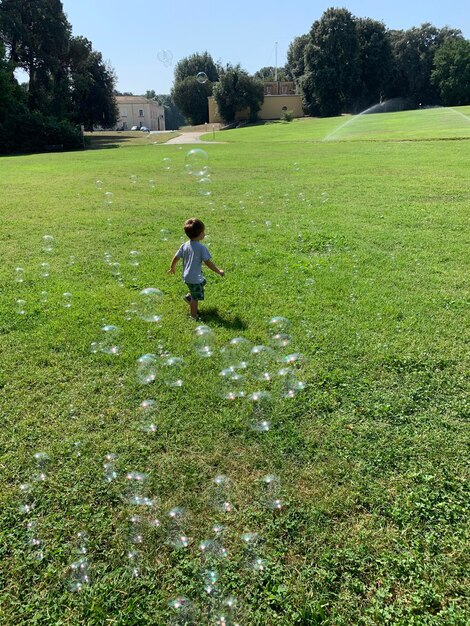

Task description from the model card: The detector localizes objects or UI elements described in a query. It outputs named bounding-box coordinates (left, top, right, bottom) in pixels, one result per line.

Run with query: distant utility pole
left=274, top=41, right=278, bottom=82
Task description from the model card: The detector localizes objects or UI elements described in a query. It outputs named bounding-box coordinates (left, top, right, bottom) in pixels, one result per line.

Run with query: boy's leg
left=190, top=299, right=199, bottom=319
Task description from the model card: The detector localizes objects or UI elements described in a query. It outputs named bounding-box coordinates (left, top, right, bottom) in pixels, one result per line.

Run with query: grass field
left=1, top=107, right=469, bottom=625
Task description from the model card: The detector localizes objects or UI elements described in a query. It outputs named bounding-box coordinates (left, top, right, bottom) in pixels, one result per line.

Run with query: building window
left=266, top=87, right=272, bottom=95
left=122, top=108, right=127, bottom=117
left=138, top=109, right=144, bottom=117
left=281, top=85, right=287, bottom=94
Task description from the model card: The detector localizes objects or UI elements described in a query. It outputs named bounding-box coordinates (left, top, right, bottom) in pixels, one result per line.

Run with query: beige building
left=115, top=96, right=165, bottom=131
left=208, top=93, right=304, bottom=124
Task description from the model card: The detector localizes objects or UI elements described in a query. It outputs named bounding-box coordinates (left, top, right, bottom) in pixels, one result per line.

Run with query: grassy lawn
left=84, top=130, right=180, bottom=149
left=0, top=108, right=469, bottom=625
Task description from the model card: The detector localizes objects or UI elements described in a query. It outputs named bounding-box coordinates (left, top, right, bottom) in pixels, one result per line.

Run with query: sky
left=58, top=0, right=469, bottom=96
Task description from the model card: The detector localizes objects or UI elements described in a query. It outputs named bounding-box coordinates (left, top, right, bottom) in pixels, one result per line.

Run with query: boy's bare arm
left=168, top=255, right=179, bottom=274
left=204, top=260, right=224, bottom=276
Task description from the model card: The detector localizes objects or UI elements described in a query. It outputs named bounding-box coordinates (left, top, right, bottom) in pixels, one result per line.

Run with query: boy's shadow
left=201, top=307, right=248, bottom=331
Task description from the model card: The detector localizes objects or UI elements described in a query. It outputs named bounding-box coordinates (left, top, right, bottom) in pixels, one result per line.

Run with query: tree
left=68, top=36, right=118, bottom=130
left=213, top=64, right=264, bottom=123
left=254, top=65, right=289, bottom=81
left=0, top=0, right=71, bottom=112
left=302, top=8, right=360, bottom=117
left=286, top=34, right=309, bottom=82
left=431, top=39, right=470, bottom=106
left=171, top=52, right=218, bottom=125
left=172, top=76, right=212, bottom=125
left=389, top=24, right=463, bottom=106
left=354, top=18, right=393, bottom=111
left=173, top=51, right=218, bottom=84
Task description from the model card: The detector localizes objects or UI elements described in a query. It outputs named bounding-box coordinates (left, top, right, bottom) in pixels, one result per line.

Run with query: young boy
left=168, top=218, right=224, bottom=319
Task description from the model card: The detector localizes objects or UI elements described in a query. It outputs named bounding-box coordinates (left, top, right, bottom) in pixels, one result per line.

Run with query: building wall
left=208, top=95, right=303, bottom=124
left=115, top=97, right=166, bottom=131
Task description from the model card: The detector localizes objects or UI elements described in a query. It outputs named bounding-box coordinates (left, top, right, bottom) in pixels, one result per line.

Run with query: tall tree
left=213, top=64, right=264, bottom=123
left=68, top=36, right=118, bottom=130
left=389, top=24, right=463, bottom=106
left=302, top=8, right=360, bottom=117
left=431, top=39, right=470, bottom=106
left=354, top=17, right=393, bottom=111
left=173, top=51, right=218, bottom=84
left=286, top=34, right=309, bottom=82
left=171, top=52, right=218, bottom=125
left=0, top=0, right=71, bottom=112
left=171, top=76, right=212, bottom=125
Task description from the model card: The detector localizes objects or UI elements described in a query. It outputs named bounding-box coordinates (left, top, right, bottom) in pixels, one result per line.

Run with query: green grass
left=85, top=130, right=180, bottom=149
left=0, top=109, right=469, bottom=625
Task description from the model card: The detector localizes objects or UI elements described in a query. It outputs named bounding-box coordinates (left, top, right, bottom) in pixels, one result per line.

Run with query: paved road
left=163, top=131, right=224, bottom=144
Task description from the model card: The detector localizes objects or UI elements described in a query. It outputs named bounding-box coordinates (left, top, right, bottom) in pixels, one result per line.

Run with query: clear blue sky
left=60, top=0, right=469, bottom=96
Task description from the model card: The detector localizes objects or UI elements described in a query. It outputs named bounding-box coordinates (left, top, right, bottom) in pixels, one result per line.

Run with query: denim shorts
left=186, top=278, right=206, bottom=301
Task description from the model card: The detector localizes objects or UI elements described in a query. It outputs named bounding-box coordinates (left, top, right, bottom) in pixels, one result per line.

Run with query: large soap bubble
left=138, top=287, right=163, bottom=322
left=185, top=148, right=208, bottom=177
left=196, top=71, right=208, bottom=84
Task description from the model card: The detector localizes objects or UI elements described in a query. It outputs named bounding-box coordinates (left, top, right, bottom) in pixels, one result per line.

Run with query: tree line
left=0, top=0, right=117, bottom=154
left=288, top=7, right=470, bottom=117
left=171, top=7, right=469, bottom=124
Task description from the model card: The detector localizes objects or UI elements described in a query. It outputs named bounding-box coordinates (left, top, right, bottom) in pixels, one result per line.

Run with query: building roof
left=116, top=96, right=150, bottom=104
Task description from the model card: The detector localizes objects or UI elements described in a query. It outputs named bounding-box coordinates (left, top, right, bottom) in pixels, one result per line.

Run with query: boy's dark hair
left=184, top=217, right=205, bottom=239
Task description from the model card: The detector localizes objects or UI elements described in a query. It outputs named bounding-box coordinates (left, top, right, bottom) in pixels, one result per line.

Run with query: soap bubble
left=137, top=353, right=158, bottom=384
left=219, top=368, right=245, bottom=400
left=261, top=474, right=283, bottom=510
left=19, top=483, right=34, bottom=515
left=138, top=399, right=158, bottom=433
left=129, top=250, right=141, bottom=280
left=103, top=453, right=118, bottom=482
left=137, top=287, right=163, bottom=322
left=99, top=324, right=121, bottom=355
left=42, top=235, right=54, bottom=253
left=194, top=325, right=214, bottom=358
left=16, top=299, right=26, bottom=315
left=162, top=356, right=184, bottom=387
left=197, top=176, right=212, bottom=196
left=160, top=228, right=169, bottom=241
left=196, top=71, right=208, bottom=84
left=185, top=148, right=208, bottom=177
left=215, top=596, right=239, bottom=626
left=148, top=179, right=156, bottom=188
left=15, top=267, right=25, bottom=283
left=104, top=192, right=113, bottom=205
left=62, top=292, right=73, bottom=308
left=33, top=451, right=50, bottom=482
left=282, top=353, right=302, bottom=365
left=95, top=180, right=103, bottom=189
left=320, top=191, right=329, bottom=203
left=248, top=391, right=273, bottom=432
left=157, top=49, right=173, bottom=67
left=167, top=507, right=190, bottom=548
left=212, top=475, right=233, bottom=513
left=162, top=157, right=172, bottom=170
left=39, top=262, right=50, bottom=278
left=125, top=471, right=150, bottom=506
left=221, top=337, right=252, bottom=370
left=278, top=367, right=306, bottom=398
left=168, top=597, right=196, bottom=625
left=250, top=345, right=276, bottom=382
left=241, top=532, right=265, bottom=570
left=130, top=174, right=137, bottom=185
left=40, top=291, right=48, bottom=304
left=68, top=557, right=91, bottom=592
left=268, top=316, right=291, bottom=349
